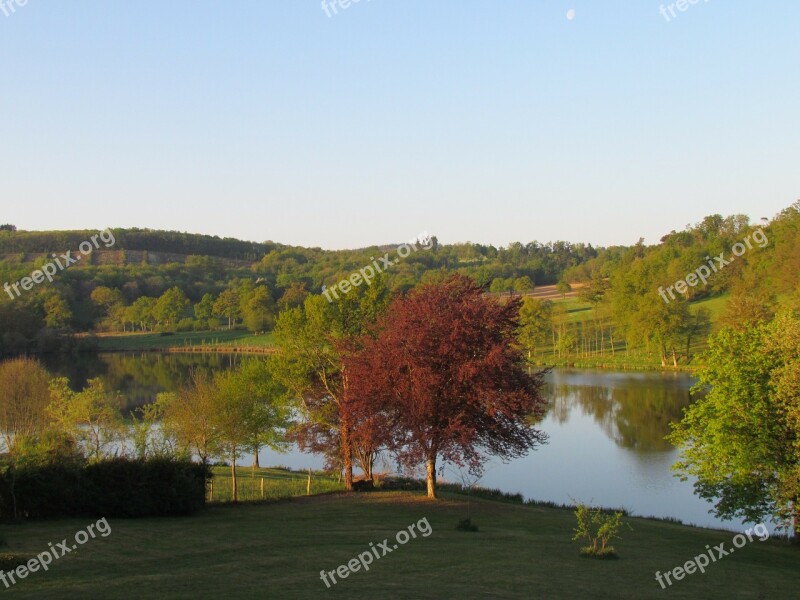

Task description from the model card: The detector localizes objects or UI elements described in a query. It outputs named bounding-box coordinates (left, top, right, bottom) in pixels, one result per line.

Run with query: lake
left=42, top=353, right=744, bottom=531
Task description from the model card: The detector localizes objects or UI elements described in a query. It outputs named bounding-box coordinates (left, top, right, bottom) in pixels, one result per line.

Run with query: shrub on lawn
left=455, top=518, right=479, bottom=532
left=572, top=501, right=628, bottom=559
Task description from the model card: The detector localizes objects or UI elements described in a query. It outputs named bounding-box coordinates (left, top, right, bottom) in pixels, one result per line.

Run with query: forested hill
left=0, top=226, right=604, bottom=290
left=0, top=228, right=280, bottom=262
left=1, top=202, right=798, bottom=360
left=0, top=225, right=604, bottom=355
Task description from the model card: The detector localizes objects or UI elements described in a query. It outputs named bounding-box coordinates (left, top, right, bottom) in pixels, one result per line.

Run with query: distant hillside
left=0, top=228, right=280, bottom=261
left=0, top=249, right=254, bottom=269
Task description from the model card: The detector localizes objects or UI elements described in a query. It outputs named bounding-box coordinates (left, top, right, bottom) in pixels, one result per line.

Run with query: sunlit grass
left=207, top=466, right=344, bottom=503
left=1, top=489, right=797, bottom=599
left=96, top=330, right=275, bottom=352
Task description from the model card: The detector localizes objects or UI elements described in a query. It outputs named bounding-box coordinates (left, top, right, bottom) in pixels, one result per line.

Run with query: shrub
left=176, top=318, right=196, bottom=332
left=572, top=501, right=628, bottom=559
left=0, top=458, right=210, bottom=520
left=455, top=518, right=479, bottom=532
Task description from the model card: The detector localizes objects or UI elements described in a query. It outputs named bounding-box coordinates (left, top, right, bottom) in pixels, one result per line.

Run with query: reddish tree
left=346, top=275, right=549, bottom=499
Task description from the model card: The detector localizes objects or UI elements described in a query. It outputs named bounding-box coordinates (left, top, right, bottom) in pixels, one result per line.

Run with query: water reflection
left=544, top=370, right=695, bottom=452
left=40, top=353, right=240, bottom=410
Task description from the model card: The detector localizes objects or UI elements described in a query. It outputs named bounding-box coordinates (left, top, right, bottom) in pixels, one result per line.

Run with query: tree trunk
left=253, top=446, right=260, bottom=470
left=363, top=451, right=374, bottom=480
left=341, top=422, right=353, bottom=491
left=426, top=452, right=437, bottom=499
left=794, top=501, right=800, bottom=544
left=231, top=450, right=238, bottom=503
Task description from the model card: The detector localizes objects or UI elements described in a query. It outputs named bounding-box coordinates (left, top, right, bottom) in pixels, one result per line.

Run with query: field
left=95, top=330, right=275, bottom=352
left=206, top=466, right=344, bottom=503
left=1, top=479, right=797, bottom=599
left=526, top=293, right=732, bottom=371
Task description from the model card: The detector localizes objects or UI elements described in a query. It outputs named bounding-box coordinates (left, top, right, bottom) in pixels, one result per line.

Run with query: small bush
left=572, top=501, right=628, bottom=559
left=176, top=318, right=196, bottom=332
left=456, top=518, right=479, bottom=532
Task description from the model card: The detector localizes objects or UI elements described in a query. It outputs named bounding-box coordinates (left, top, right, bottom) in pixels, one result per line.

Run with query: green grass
left=526, top=294, right=733, bottom=371
left=560, top=297, right=594, bottom=323
left=0, top=487, right=797, bottom=599
left=96, top=330, right=275, bottom=352
left=207, top=466, right=344, bottom=503
left=691, top=293, right=730, bottom=325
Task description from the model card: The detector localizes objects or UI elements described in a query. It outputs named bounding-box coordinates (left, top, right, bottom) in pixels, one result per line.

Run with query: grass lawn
left=1, top=487, right=797, bottom=599
left=96, top=330, right=275, bottom=352
left=207, top=466, right=344, bottom=503
left=691, top=293, right=730, bottom=326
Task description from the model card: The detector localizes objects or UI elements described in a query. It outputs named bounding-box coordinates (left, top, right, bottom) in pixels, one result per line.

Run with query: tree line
left=2, top=202, right=799, bottom=363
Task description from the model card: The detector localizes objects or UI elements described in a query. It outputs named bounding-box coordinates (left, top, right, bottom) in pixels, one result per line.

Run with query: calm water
left=43, top=354, right=745, bottom=531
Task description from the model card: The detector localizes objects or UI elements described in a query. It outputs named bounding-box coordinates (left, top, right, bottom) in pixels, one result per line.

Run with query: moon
left=566, top=9, right=576, bottom=21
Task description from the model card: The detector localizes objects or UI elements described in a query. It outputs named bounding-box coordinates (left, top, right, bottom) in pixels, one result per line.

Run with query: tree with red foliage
left=345, top=275, right=549, bottom=499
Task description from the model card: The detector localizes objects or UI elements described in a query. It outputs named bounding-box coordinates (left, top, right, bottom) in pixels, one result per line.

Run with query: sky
left=1, top=1, right=798, bottom=250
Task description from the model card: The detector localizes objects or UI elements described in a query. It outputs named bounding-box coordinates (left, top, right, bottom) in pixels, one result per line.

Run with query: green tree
left=194, top=293, right=215, bottom=320
left=128, top=296, right=157, bottom=332
left=0, top=357, right=52, bottom=454
left=43, top=295, right=72, bottom=329
left=213, top=288, right=241, bottom=330
left=277, top=282, right=309, bottom=312
left=157, top=372, right=221, bottom=466
left=556, top=280, right=572, bottom=299
left=518, top=298, right=552, bottom=361
left=90, top=286, right=124, bottom=329
left=669, top=312, right=800, bottom=538
left=47, top=377, right=123, bottom=461
left=489, top=277, right=512, bottom=294
left=242, top=286, right=276, bottom=333
left=513, top=276, right=534, bottom=293
left=154, top=287, right=190, bottom=330
left=578, top=272, right=609, bottom=305
left=213, top=358, right=292, bottom=501
left=128, top=402, right=174, bottom=459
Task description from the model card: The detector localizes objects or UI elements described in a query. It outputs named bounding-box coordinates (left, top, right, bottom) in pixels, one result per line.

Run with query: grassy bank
left=95, top=330, right=275, bottom=353
left=1, top=487, right=797, bottom=598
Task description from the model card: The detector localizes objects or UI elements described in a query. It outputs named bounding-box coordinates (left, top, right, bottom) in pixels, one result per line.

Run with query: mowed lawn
left=95, top=330, right=275, bottom=352
left=1, top=492, right=797, bottom=599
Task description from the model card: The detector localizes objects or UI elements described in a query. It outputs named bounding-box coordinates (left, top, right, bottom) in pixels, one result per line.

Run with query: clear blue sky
left=1, top=1, right=798, bottom=249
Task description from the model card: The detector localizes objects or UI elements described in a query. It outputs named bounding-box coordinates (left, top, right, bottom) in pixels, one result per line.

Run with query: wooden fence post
left=261, top=477, right=265, bottom=499
left=307, top=469, right=312, bottom=496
